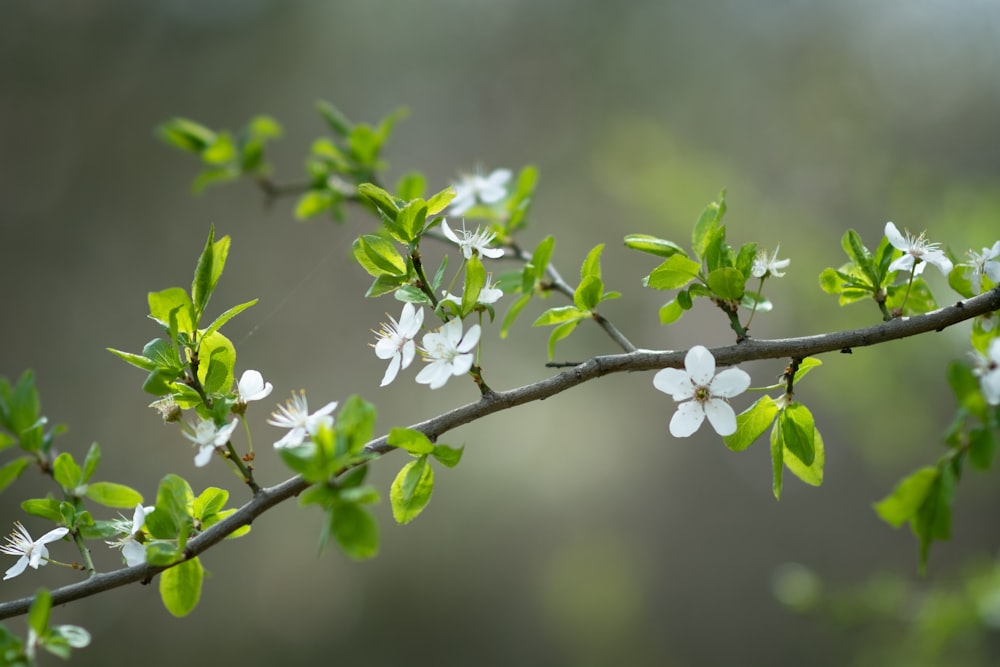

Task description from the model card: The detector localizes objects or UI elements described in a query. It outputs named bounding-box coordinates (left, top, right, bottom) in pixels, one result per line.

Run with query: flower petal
left=458, top=324, right=481, bottom=352
left=441, top=220, right=460, bottom=244
left=703, top=398, right=738, bottom=436
left=3, top=556, right=28, bottom=580
left=709, top=368, right=751, bottom=398
left=380, top=355, right=401, bottom=387
left=684, top=345, right=716, bottom=386
left=653, top=368, right=695, bottom=400
left=884, top=222, right=907, bottom=251
left=669, top=401, right=706, bottom=437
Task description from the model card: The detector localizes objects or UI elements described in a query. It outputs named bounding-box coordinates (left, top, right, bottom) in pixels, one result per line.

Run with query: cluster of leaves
left=819, top=229, right=938, bottom=320
left=0, top=589, right=89, bottom=664
left=623, top=190, right=770, bottom=339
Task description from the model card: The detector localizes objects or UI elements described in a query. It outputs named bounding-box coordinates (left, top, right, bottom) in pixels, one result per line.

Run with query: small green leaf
left=330, top=503, right=379, bottom=560
left=201, top=299, right=258, bottom=341
left=157, top=118, right=216, bottom=153
left=148, top=288, right=195, bottom=335
left=947, top=360, right=990, bottom=423
left=191, top=229, right=231, bottom=320
left=645, top=255, right=701, bottom=290
left=780, top=403, right=815, bottom=466
left=547, top=320, right=579, bottom=360
left=52, top=453, right=82, bottom=492
left=197, top=330, right=236, bottom=396
left=532, top=306, right=588, bottom=327
left=692, top=191, right=726, bottom=260
left=873, top=466, right=938, bottom=528
left=0, top=457, right=30, bottom=493
left=387, top=427, right=435, bottom=455
left=432, top=444, right=463, bottom=468
left=784, top=426, right=825, bottom=486
left=580, top=244, right=605, bottom=281
left=462, top=255, right=486, bottom=314
left=316, top=100, right=353, bottom=137
left=295, top=190, right=335, bottom=219
left=574, top=275, right=604, bottom=311
left=394, top=199, right=428, bottom=244
left=658, top=299, right=684, bottom=325
left=21, top=498, right=63, bottom=522
left=334, top=395, right=377, bottom=459
left=352, top=234, right=407, bottom=277
left=818, top=267, right=845, bottom=295
left=201, top=132, right=236, bottom=165
left=500, top=293, right=532, bottom=339
left=968, top=427, right=996, bottom=470
left=160, top=557, right=204, bottom=617
left=396, top=172, right=426, bottom=201
left=624, top=234, right=687, bottom=258
left=28, top=588, right=52, bottom=637
left=82, top=443, right=100, bottom=483
left=770, top=422, right=784, bottom=500
left=357, top=183, right=401, bottom=221
left=723, top=395, right=778, bottom=452
left=390, top=457, right=435, bottom=524
left=426, top=186, right=456, bottom=216
left=86, top=482, right=143, bottom=509
left=106, top=347, right=159, bottom=372
left=792, top=358, right=822, bottom=384
left=706, top=267, right=745, bottom=301
left=841, top=229, right=877, bottom=287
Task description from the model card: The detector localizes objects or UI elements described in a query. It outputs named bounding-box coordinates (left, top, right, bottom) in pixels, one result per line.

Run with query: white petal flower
left=751, top=246, right=790, bottom=279
left=652, top=345, right=751, bottom=437
left=416, top=319, right=482, bottom=390
left=182, top=418, right=239, bottom=467
left=1, top=522, right=69, bottom=580
left=973, top=338, right=1000, bottom=406
left=106, top=504, right=155, bottom=567
left=373, top=303, right=424, bottom=386
left=967, top=241, right=1000, bottom=293
left=450, top=168, right=512, bottom=215
left=885, top=222, right=953, bottom=277
left=441, top=220, right=505, bottom=260
left=267, top=391, right=338, bottom=448
left=236, top=370, right=273, bottom=403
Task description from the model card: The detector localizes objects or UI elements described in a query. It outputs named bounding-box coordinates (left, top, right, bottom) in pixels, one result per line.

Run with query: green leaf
left=192, top=165, right=239, bottom=194
left=948, top=264, right=976, bottom=299
left=366, top=274, right=408, bottom=298
left=334, top=395, right=377, bottom=459
left=28, top=588, right=52, bottom=637
left=547, top=320, right=579, bottom=360
left=645, top=255, right=701, bottom=290
left=197, top=330, right=236, bottom=396
left=624, top=234, right=687, bottom=258
left=201, top=299, right=258, bottom=341
left=505, top=165, right=538, bottom=233
left=532, top=306, right=588, bottom=327
left=316, top=100, right=353, bottom=137
left=86, top=482, right=143, bottom=509
left=706, top=267, right=745, bottom=301
left=201, top=132, right=236, bottom=165
left=841, top=229, right=877, bottom=287
left=770, top=422, right=784, bottom=500
left=818, top=268, right=845, bottom=295
left=387, top=427, right=435, bottom=455
left=156, top=118, right=215, bottom=153
left=295, top=190, right=335, bottom=219
left=247, top=115, right=282, bottom=141
left=780, top=403, right=815, bottom=466
left=106, top=347, right=159, bottom=372
left=914, top=462, right=956, bottom=570
left=873, top=466, right=938, bottom=528
left=82, top=442, right=100, bottom=483
left=160, top=557, right=204, bottom=617
left=390, top=457, right=435, bottom=524
left=357, top=183, right=401, bottom=222
left=735, top=242, right=758, bottom=279
left=702, top=225, right=730, bottom=273
left=330, top=503, right=379, bottom=560
left=784, top=426, right=825, bottom=486
left=147, top=474, right=194, bottom=542
left=432, top=444, right=463, bottom=468
left=658, top=299, right=684, bottom=325
left=394, top=199, right=428, bottom=244
left=193, top=487, right=229, bottom=519
left=148, top=287, right=195, bottom=335
left=0, top=457, right=30, bottom=493
left=529, top=236, right=556, bottom=283
left=500, top=293, right=532, bottom=339
left=21, top=498, right=62, bottom=522
left=352, top=234, right=407, bottom=277
left=580, top=244, right=604, bottom=281
left=142, top=338, right=182, bottom=371
left=792, top=358, right=822, bottom=384
left=692, top=191, right=726, bottom=260
left=968, top=427, right=996, bottom=470
left=191, top=228, right=230, bottom=320
left=723, top=395, right=778, bottom=452
left=426, top=186, right=456, bottom=216
left=462, top=255, right=486, bottom=315
left=574, top=275, right=604, bottom=311
left=52, top=453, right=82, bottom=492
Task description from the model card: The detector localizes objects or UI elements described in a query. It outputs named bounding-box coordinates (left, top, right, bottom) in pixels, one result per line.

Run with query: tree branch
left=2, top=287, right=996, bottom=620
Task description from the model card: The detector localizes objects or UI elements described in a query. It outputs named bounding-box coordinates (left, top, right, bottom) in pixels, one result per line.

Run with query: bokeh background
left=3, top=1, right=1000, bottom=665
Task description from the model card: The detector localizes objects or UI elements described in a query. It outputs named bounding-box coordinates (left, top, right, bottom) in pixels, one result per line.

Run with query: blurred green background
left=3, top=1, right=1000, bottom=665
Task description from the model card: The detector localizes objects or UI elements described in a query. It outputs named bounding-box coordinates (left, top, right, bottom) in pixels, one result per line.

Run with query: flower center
left=694, top=385, right=711, bottom=403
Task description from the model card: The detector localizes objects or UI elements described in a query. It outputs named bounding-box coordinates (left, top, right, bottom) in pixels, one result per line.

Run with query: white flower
left=441, top=274, right=505, bottom=308
left=182, top=418, right=239, bottom=467
left=450, top=168, right=512, bottom=215
left=373, top=303, right=424, bottom=387
left=751, top=246, right=790, bottom=279
left=236, top=370, right=273, bottom=403
left=652, top=345, right=751, bottom=437
left=973, top=338, right=1000, bottom=406
left=1, top=522, right=69, bottom=580
left=149, top=395, right=181, bottom=422
left=884, top=222, right=953, bottom=277
left=441, top=220, right=504, bottom=260
left=106, top=504, right=155, bottom=567
left=967, top=241, right=1000, bottom=293
left=267, top=391, right=338, bottom=448
left=416, top=319, right=482, bottom=389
